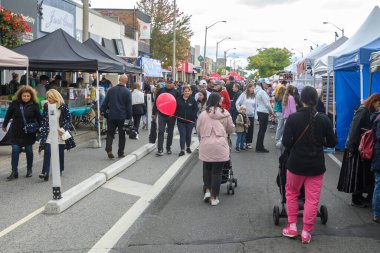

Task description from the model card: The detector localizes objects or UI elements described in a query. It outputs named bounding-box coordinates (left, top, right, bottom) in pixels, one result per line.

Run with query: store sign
left=123, top=38, right=138, bottom=58
left=138, top=20, right=151, bottom=40
left=41, top=5, right=74, bottom=36
left=142, top=57, right=163, bottom=77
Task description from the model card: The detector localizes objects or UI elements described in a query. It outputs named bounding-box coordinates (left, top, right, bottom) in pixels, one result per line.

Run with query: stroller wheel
left=320, top=205, right=328, bottom=225
left=273, top=205, right=280, bottom=225
left=233, top=178, right=238, bottom=187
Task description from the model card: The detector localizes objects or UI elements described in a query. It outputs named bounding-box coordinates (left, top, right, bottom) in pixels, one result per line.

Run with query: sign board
left=41, top=4, right=75, bottom=36
left=138, top=20, right=151, bottom=40
left=198, top=56, right=204, bottom=62
left=142, top=57, right=163, bottom=78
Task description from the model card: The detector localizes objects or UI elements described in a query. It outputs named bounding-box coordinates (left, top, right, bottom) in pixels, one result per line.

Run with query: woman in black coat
left=338, top=94, right=380, bottom=207
left=39, top=89, right=76, bottom=181
left=175, top=86, right=198, bottom=156
left=281, top=86, right=337, bottom=243
left=2, top=86, right=42, bottom=180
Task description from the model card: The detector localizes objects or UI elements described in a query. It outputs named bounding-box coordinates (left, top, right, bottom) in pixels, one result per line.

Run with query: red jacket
left=220, top=89, right=231, bottom=110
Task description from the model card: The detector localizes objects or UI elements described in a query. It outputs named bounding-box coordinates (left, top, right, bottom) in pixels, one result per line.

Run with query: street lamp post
left=224, top=47, right=236, bottom=73
left=304, top=38, right=318, bottom=48
left=323, top=21, right=344, bottom=37
left=172, top=0, right=176, bottom=81
left=203, top=20, right=226, bottom=76
left=215, top=37, right=231, bottom=72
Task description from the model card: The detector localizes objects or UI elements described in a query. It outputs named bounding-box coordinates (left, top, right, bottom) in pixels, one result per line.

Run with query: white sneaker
left=210, top=198, right=220, bottom=206
left=135, top=134, right=139, bottom=140
left=203, top=192, right=211, bottom=202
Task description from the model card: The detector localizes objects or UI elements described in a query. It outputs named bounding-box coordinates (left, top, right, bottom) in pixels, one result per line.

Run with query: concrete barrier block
left=100, top=155, right=137, bottom=180
left=131, top=143, right=156, bottom=160
left=45, top=173, right=106, bottom=214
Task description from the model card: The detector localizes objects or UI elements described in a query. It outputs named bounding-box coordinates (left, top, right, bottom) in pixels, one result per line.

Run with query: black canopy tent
left=83, top=39, right=140, bottom=74
left=13, top=29, right=124, bottom=73
left=12, top=29, right=127, bottom=148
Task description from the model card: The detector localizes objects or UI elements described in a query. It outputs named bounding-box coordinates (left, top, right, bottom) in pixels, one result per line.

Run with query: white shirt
left=255, top=86, right=273, bottom=114
left=235, top=93, right=256, bottom=117
left=132, top=90, right=145, bottom=105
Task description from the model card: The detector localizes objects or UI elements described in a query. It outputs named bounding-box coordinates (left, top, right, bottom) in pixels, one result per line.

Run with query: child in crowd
left=235, top=105, right=250, bottom=152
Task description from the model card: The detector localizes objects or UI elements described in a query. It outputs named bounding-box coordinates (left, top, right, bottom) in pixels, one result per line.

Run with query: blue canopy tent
left=333, top=37, right=380, bottom=149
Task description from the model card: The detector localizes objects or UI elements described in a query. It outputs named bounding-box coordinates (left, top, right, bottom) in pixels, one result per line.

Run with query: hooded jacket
left=197, top=107, right=234, bottom=162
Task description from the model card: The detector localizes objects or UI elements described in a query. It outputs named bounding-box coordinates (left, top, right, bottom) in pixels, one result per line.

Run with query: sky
left=89, top=0, right=380, bottom=68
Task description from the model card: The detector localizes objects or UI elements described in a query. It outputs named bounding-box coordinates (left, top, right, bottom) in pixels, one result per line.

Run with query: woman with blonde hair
left=2, top=86, right=41, bottom=180
left=282, top=85, right=296, bottom=118
left=39, top=89, right=75, bottom=181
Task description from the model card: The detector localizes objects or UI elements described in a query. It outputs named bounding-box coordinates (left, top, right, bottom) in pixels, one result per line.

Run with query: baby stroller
left=222, top=135, right=238, bottom=195
left=273, top=151, right=328, bottom=225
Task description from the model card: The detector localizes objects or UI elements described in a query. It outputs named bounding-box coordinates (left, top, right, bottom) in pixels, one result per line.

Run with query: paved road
left=116, top=128, right=379, bottom=253
left=1, top=127, right=379, bottom=252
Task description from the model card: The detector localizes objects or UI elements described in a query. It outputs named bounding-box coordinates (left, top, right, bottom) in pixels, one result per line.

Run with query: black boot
left=26, top=168, right=32, bottom=178
left=7, top=171, right=19, bottom=181
left=351, top=193, right=367, bottom=208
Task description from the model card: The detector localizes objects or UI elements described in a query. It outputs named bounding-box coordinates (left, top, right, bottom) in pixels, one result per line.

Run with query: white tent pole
left=360, top=64, right=364, bottom=102
left=96, top=71, right=101, bottom=148
left=325, top=70, right=330, bottom=116
left=26, top=67, right=29, bottom=86
left=333, top=71, right=336, bottom=134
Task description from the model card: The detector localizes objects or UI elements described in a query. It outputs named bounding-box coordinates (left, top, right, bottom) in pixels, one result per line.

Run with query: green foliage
left=246, top=48, right=291, bottom=78
left=137, top=0, right=193, bottom=68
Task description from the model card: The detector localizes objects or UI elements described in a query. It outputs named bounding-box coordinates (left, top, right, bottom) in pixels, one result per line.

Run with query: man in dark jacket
left=152, top=80, right=179, bottom=156
left=226, top=75, right=235, bottom=99
left=231, top=83, right=242, bottom=123
left=101, top=74, right=132, bottom=159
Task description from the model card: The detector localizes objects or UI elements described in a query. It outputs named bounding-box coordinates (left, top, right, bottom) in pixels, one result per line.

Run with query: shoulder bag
left=20, top=104, right=39, bottom=134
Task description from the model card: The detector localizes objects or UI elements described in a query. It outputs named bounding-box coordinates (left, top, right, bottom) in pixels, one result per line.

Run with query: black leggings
left=256, top=112, right=269, bottom=150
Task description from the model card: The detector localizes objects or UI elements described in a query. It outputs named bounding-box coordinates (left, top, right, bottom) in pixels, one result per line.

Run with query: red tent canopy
left=228, top=71, right=245, bottom=81
left=205, top=72, right=223, bottom=80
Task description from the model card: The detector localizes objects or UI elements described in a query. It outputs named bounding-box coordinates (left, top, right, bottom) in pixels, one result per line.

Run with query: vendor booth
left=13, top=29, right=128, bottom=147
left=0, top=45, right=29, bottom=145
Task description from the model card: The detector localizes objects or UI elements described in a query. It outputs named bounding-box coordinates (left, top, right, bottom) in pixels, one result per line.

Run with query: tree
left=0, top=6, right=31, bottom=48
left=137, top=0, right=193, bottom=68
left=246, top=48, right=291, bottom=77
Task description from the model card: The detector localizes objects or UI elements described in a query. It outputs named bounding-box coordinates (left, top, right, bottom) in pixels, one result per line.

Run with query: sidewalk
left=0, top=128, right=151, bottom=231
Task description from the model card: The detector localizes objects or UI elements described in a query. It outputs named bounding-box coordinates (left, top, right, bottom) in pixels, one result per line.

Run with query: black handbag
left=20, top=104, right=39, bottom=134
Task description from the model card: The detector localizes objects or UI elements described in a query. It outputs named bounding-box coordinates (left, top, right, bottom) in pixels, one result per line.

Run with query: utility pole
left=83, top=0, right=89, bottom=41
left=172, top=0, right=176, bottom=81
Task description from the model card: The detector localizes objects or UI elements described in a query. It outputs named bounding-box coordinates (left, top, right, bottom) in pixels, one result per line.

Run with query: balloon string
left=167, top=115, right=194, bottom=123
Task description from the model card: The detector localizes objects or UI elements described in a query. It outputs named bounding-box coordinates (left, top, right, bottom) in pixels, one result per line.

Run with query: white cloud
left=90, top=0, right=380, bottom=67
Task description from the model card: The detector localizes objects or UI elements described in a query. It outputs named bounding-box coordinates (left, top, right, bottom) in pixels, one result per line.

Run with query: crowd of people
left=3, top=71, right=380, bottom=245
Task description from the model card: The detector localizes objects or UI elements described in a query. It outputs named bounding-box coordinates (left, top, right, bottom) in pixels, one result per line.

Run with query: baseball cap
left=199, top=80, right=207, bottom=86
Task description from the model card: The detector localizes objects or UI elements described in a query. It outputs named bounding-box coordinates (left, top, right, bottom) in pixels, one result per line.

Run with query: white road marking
left=0, top=207, right=44, bottom=239
left=88, top=140, right=199, bottom=253
left=328, top=153, right=342, bottom=167
left=102, top=177, right=152, bottom=197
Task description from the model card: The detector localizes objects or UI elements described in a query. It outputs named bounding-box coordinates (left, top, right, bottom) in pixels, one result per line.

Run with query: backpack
left=359, top=114, right=380, bottom=160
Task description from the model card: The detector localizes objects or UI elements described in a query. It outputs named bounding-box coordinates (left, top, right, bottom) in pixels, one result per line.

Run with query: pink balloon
left=156, top=93, right=177, bottom=116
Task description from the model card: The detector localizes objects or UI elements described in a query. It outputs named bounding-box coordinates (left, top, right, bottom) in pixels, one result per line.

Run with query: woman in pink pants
left=281, top=86, right=337, bottom=244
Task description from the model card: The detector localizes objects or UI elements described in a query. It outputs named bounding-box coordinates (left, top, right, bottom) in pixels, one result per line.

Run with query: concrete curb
left=45, top=173, right=106, bottom=214
left=44, top=143, right=156, bottom=214
left=130, top=143, right=156, bottom=160
left=100, top=155, right=136, bottom=181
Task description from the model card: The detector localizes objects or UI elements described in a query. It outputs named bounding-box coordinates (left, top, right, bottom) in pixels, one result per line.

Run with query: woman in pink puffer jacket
left=197, top=93, right=234, bottom=206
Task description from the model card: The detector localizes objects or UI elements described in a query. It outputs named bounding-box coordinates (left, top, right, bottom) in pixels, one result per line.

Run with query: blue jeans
left=177, top=122, right=194, bottom=150
left=42, top=143, right=65, bottom=175
left=373, top=172, right=380, bottom=218
left=236, top=132, right=246, bottom=149
left=11, top=144, right=33, bottom=173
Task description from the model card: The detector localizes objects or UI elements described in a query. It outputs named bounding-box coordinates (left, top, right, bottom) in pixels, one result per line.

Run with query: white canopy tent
left=0, top=45, right=28, bottom=69
left=314, top=6, right=380, bottom=75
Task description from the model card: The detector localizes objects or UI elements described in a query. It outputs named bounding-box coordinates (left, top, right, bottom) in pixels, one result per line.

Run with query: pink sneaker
left=282, top=224, right=298, bottom=238
left=301, top=230, right=311, bottom=244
